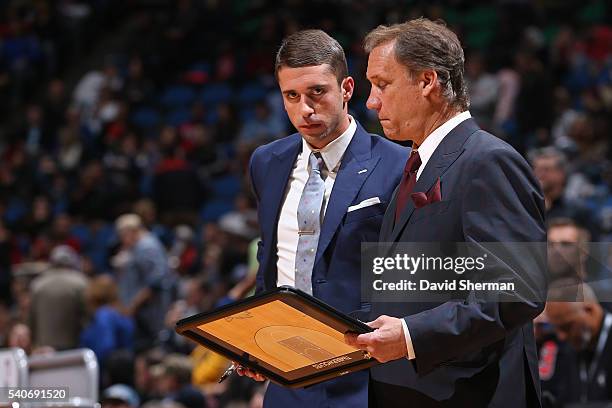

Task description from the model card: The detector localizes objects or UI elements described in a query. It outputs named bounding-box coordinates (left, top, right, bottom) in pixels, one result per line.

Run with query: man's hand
left=344, top=315, right=407, bottom=363
left=233, top=362, right=266, bottom=382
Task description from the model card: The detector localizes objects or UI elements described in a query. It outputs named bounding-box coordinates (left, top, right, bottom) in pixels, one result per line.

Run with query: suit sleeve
left=248, top=148, right=266, bottom=295
left=404, top=146, right=547, bottom=375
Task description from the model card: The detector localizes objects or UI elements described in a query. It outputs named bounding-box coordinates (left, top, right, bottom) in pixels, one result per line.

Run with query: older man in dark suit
left=346, top=18, right=547, bottom=407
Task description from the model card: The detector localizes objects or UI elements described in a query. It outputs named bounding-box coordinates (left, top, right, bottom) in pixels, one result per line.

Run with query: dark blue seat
left=160, top=85, right=196, bottom=108
left=200, top=83, right=234, bottom=105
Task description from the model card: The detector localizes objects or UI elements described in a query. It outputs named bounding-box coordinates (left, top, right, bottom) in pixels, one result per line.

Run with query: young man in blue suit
left=243, top=29, right=406, bottom=407
left=345, top=19, right=547, bottom=407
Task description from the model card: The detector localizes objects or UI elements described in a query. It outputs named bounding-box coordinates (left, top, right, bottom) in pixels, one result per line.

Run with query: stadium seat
left=130, top=107, right=160, bottom=130
left=160, top=85, right=196, bottom=108
left=201, top=83, right=234, bottom=105
left=166, top=108, right=191, bottom=127
left=200, top=199, right=234, bottom=222
left=237, top=82, right=268, bottom=105
left=211, top=175, right=241, bottom=200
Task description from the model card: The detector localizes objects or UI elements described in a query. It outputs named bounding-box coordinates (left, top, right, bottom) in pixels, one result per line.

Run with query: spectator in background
left=70, top=160, right=111, bottom=221
left=114, top=214, right=176, bottom=351
left=153, top=127, right=203, bottom=226
left=101, top=384, right=141, bottom=408
left=154, top=353, right=208, bottom=408
left=0, top=302, right=10, bottom=347
left=56, top=127, right=83, bottom=173
left=123, top=55, right=154, bottom=107
left=544, top=282, right=612, bottom=404
left=0, top=222, right=12, bottom=306
left=548, top=218, right=591, bottom=282
left=492, top=66, right=520, bottom=135
left=80, top=275, right=134, bottom=368
left=132, top=198, right=169, bottom=245
left=103, top=133, right=142, bottom=218
left=514, top=50, right=554, bottom=153
left=43, top=79, right=69, bottom=142
left=6, top=321, right=32, bottom=355
left=530, top=146, right=599, bottom=240
left=568, top=113, right=609, bottom=164
left=167, top=225, right=198, bottom=277
left=23, top=104, right=51, bottom=156
left=238, top=101, right=286, bottom=142
left=134, top=348, right=166, bottom=403
left=214, top=102, right=240, bottom=143
left=105, top=350, right=137, bottom=390
left=73, top=56, right=122, bottom=117
left=23, top=195, right=53, bottom=240
left=465, top=51, right=498, bottom=130
left=550, top=87, right=580, bottom=153
left=29, top=245, right=87, bottom=350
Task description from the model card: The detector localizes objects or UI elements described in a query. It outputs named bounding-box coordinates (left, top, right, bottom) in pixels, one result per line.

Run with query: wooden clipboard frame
left=175, top=286, right=378, bottom=388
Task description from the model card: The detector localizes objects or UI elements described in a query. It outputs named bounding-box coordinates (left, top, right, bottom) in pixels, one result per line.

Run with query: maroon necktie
left=395, top=150, right=422, bottom=221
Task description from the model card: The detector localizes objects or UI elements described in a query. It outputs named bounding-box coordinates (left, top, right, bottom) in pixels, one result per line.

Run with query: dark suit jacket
left=371, top=118, right=547, bottom=407
left=249, top=121, right=407, bottom=408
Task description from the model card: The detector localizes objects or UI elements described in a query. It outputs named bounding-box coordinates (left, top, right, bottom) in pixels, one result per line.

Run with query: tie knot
left=404, top=150, right=421, bottom=174
left=311, top=152, right=327, bottom=179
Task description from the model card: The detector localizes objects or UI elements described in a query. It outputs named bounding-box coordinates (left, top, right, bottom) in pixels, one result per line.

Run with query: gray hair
left=50, top=245, right=80, bottom=270
left=364, top=18, right=469, bottom=111
left=528, top=146, right=568, bottom=173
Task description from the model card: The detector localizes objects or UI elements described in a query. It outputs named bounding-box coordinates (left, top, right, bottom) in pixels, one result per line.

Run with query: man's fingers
left=235, top=365, right=266, bottom=381
left=345, top=332, right=371, bottom=349
left=345, top=331, right=374, bottom=346
left=235, top=365, right=246, bottom=376
left=367, top=315, right=387, bottom=329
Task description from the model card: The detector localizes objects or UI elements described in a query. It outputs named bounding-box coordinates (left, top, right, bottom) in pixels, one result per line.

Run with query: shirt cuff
left=401, top=319, right=416, bottom=360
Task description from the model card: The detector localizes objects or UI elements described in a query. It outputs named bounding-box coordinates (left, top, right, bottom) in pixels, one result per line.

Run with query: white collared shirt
left=415, top=111, right=472, bottom=180
left=276, top=116, right=357, bottom=287
left=401, top=110, right=472, bottom=360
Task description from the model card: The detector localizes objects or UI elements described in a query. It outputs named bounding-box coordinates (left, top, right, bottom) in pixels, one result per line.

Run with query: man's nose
left=299, top=96, right=315, bottom=117
left=366, top=90, right=381, bottom=111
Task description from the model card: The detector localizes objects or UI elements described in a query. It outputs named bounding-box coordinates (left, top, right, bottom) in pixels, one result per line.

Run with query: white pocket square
left=347, top=197, right=381, bottom=212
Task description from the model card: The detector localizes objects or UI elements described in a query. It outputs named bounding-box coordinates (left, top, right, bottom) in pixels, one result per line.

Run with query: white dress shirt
left=276, top=116, right=357, bottom=287
left=401, top=110, right=472, bottom=360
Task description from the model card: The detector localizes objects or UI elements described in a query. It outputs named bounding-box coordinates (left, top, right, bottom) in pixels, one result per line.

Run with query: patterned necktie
left=395, top=150, right=422, bottom=222
left=294, top=152, right=326, bottom=294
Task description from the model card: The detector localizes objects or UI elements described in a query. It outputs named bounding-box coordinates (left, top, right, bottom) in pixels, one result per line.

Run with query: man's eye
left=286, top=92, right=298, bottom=99
left=312, top=88, right=324, bottom=95
left=378, top=82, right=387, bottom=90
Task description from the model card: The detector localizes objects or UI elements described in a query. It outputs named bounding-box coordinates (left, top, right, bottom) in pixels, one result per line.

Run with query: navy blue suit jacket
left=249, top=121, right=406, bottom=408
left=371, top=118, right=547, bottom=407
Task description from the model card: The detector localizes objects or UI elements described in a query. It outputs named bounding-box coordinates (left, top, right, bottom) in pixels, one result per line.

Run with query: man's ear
left=341, top=76, right=355, bottom=103
left=420, top=70, right=437, bottom=97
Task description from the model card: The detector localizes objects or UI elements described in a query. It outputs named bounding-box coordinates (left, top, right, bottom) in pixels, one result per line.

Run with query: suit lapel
left=314, top=122, right=380, bottom=267
left=380, top=184, right=400, bottom=241
left=389, top=118, right=480, bottom=243
left=260, top=135, right=301, bottom=286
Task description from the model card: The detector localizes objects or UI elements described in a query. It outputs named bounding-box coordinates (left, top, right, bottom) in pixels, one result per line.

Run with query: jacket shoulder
left=368, top=132, right=408, bottom=159
left=464, top=129, right=528, bottom=166
left=251, top=133, right=300, bottom=158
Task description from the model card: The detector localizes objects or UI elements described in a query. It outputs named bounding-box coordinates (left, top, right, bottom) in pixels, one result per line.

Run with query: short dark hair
left=364, top=18, right=469, bottom=111
left=547, top=217, right=591, bottom=243
left=275, top=29, right=348, bottom=85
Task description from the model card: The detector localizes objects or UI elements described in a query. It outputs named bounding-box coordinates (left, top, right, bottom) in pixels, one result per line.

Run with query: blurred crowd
left=0, top=0, right=611, bottom=407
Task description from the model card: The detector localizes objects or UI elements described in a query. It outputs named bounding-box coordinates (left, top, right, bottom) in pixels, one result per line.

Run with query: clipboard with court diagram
left=175, top=286, right=378, bottom=388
